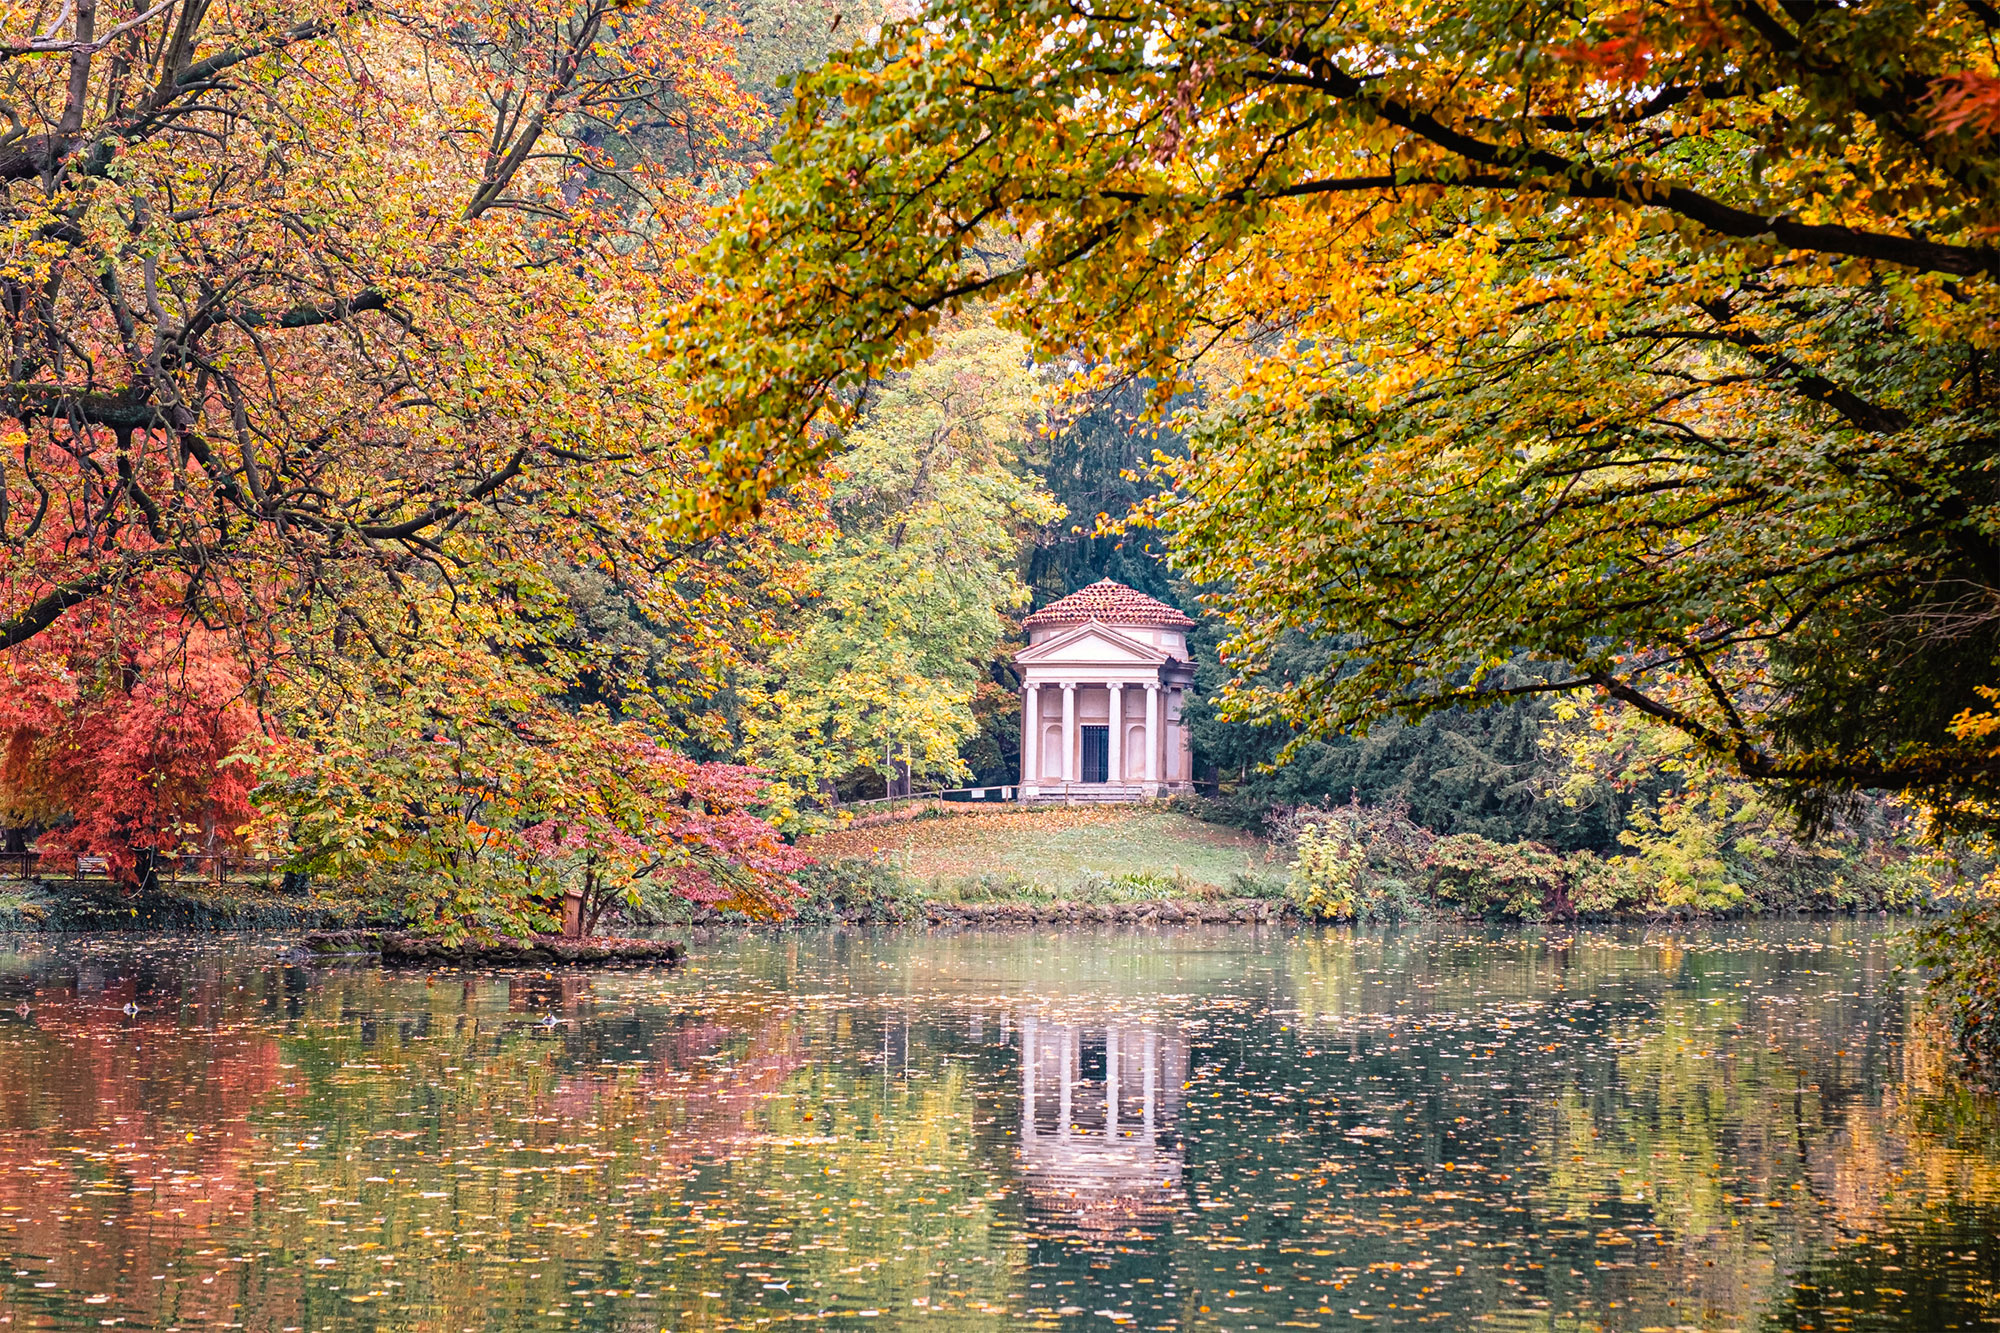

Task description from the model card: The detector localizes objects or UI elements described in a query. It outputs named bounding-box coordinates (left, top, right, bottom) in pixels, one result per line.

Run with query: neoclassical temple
left=1016, top=580, right=1196, bottom=801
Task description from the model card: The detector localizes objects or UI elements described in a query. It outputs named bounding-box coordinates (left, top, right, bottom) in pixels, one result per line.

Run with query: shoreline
left=301, top=929, right=684, bottom=966
left=0, top=881, right=1930, bottom=941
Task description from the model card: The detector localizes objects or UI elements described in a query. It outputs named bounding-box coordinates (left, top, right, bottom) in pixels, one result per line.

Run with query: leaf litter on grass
left=798, top=805, right=1279, bottom=897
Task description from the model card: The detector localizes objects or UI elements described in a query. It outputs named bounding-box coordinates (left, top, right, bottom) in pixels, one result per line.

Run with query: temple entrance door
left=1081, top=726, right=1109, bottom=784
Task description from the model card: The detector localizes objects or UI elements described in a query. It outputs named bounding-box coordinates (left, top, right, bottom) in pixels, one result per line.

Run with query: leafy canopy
left=742, top=320, right=1059, bottom=811
left=0, top=0, right=831, bottom=919
left=672, top=0, right=2000, bottom=817
left=0, top=0, right=761, bottom=658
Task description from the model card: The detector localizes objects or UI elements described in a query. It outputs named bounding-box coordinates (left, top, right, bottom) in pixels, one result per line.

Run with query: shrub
left=1165, top=791, right=1270, bottom=832
left=1566, top=851, right=1649, bottom=917
left=1424, top=834, right=1566, bottom=921
left=1230, top=869, right=1290, bottom=899
left=1617, top=792, right=1747, bottom=915
left=790, top=858, right=919, bottom=924
left=949, top=871, right=1052, bottom=904
left=1285, top=820, right=1423, bottom=921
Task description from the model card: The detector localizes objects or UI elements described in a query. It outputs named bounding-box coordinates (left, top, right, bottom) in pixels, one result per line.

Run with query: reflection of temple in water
left=1014, top=1015, right=1187, bottom=1231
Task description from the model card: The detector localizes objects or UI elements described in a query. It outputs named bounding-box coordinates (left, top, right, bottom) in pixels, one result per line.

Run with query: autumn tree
left=671, top=0, right=2000, bottom=821
left=0, top=0, right=833, bottom=920
left=0, top=0, right=765, bottom=656
left=262, top=602, right=805, bottom=941
left=742, top=320, right=1058, bottom=811
left=0, top=594, right=259, bottom=886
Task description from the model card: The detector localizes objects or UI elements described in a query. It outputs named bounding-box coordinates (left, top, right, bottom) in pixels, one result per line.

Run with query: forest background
left=2, top=0, right=1999, bottom=1070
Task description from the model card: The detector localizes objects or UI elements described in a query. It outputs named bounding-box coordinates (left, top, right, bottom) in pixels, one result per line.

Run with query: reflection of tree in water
left=1014, top=1014, right=1187, bottom=1235
left=1757, top=1200, right=2000, bottom=1333
left=0, top=949, right=819, bottom=1333
left=0, top=949, right=293, bottom=1323
left=3, top=927, right=1999, bottom=1333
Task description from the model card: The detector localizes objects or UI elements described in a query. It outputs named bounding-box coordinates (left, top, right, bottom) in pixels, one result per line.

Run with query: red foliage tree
left=0, top=599, right=261, bottom=888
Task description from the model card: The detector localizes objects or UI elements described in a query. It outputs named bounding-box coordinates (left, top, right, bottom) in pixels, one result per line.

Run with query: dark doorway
left=1081, top=726, right=1109, bottom=783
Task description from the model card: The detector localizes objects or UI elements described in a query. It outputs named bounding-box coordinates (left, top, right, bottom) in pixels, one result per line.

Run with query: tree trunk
left=132, top=846, right=159, bottom=896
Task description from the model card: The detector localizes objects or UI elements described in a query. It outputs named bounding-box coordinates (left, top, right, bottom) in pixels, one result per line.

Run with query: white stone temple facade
left=1015, top=580, right=1197, bottom=802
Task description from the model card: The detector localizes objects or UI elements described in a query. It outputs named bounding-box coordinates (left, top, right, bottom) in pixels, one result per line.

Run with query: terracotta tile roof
left=1022, top=579, right=1195, bottom=630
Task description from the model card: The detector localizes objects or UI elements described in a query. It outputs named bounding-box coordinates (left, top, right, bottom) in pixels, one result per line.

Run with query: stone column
left=1106, top=1025, right=1120, bottom=1139
left=1022, top=1014, right=1039, bottom=1142
left=1021, top=683, right=1040, bottom=787
left=1144, top=683, right=1160, bottom=786
left=1058, top=1025, right=1074, bottom=1141
left=1107, top=683, right=1123, bottom=784
left=1061, top=682, right=1077, bottom=784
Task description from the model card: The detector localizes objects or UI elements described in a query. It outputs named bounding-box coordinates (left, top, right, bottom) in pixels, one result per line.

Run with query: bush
left=1230, top=869, right=1290, bottom=899
left=1284, top=809, right=1426, bottom=921
left=1613, top=791, right=1748, bottom=915
left=1266, top=793, right=1972, bottom=923
left=1424, top=834, right=1566, bottom=920
left=1567, top=851, right=1649, bottom=916
left=791, top=858, right=920, bottom=924
left=948, top=870, right=1051, bottom=904
left=1165, top=791, right=1272, bottom=832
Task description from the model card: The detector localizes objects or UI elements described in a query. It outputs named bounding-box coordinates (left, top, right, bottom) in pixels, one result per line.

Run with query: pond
left=0, top=923, right=1996, bottom=1333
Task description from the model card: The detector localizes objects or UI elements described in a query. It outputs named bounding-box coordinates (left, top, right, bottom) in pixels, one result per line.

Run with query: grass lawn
left=799, top=802, right=1283, bottom=898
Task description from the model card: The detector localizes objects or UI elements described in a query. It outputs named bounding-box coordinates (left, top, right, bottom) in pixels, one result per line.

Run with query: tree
left=0, top=0, right=760, bottom=660
left=1185, top=635, right=1633, bottom=852
left=258, top=587, right=805, bottom=941
left=741, top=320, right=1059, bottom=811
left=1022, top=378, right=1187, bottom=610
left=670, top=0, right=2000, bottom=820
left=0, top=0, right=843, bottom=922
left=0, top=596, right=259, bottom=887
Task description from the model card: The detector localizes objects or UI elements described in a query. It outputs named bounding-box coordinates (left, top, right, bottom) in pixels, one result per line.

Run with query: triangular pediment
left=1016, top=620, right=1171, bottom=667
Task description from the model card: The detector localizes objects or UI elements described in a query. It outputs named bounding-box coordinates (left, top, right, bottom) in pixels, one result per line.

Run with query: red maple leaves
left=0, top=601, right=261, bottom=885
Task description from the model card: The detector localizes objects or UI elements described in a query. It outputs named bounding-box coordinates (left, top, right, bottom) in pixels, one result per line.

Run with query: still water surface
left=0, top=924, right=1996, bottom=1333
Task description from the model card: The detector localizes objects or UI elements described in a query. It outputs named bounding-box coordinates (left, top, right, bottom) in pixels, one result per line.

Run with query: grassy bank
left=782, top=798, right=1968, bottom=927
left=800, top=803, right=1283, bottom=899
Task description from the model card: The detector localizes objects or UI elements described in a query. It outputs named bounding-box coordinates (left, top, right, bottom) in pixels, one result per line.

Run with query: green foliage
left=1287, top=825, right=1379, bottom=923
left=1187, top=638, right=1634, bottom=851
left=1906, top=905, right=2000, bottom=1086
left=1425, top=835, right=1568, bottom=923
left=672, top=0, right=2000, bottom=820
left=941, top=863, right=1229, bottom=904
left=1022, top=379, right=1190, bottom=611
left=743, top=320, right=1060, bottom=813
left=1565, top=853, right=1651, bottom=918
left=1274, top=785, right=1956, bottom=923
left=1279, top=804, right=1428, bottom=922
left=1617, top=792, right=1750, bottom=916
left=790, top=857, right=921, bottom=925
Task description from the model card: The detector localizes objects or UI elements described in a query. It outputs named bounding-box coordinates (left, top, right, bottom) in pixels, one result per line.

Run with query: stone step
left=1021, top=783, right=1176, bottom=803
